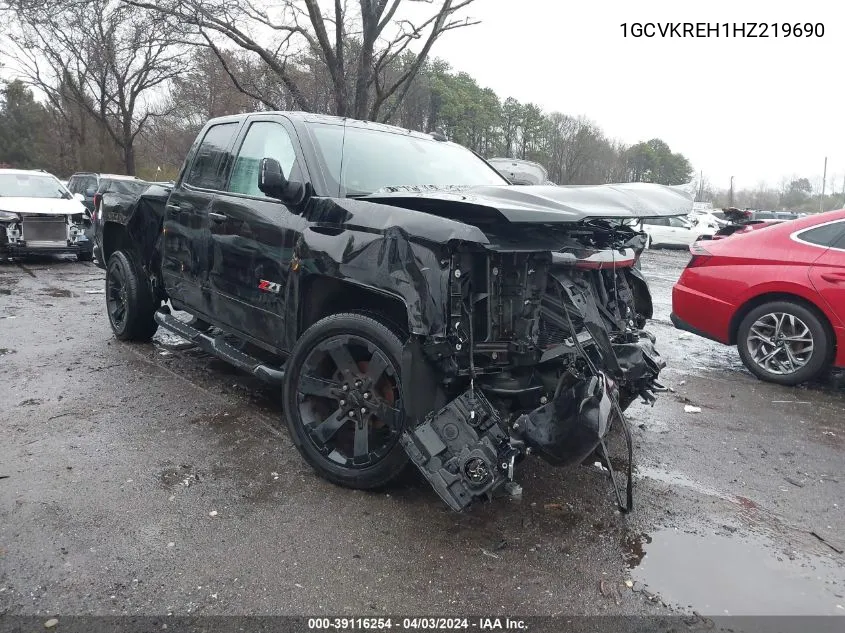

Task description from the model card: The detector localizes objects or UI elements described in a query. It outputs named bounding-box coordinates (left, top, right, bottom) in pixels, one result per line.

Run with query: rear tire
left=737, top=300, right=831, bottom=385
left=105, top=250, right=158, bottom=341
left=283, top=313, right=409, bottom=490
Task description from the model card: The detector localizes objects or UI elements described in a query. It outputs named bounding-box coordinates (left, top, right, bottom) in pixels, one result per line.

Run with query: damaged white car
left=0, top=169, right=94, bottom=261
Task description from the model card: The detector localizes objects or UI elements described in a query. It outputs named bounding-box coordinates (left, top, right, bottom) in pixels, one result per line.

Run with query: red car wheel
left=737, top=301, right=832, bottom=385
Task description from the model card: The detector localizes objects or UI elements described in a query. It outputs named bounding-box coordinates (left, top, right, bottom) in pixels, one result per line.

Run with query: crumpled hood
left=363, top=182, right=695, bottom=224
left=0, top=197, right=86, bottom=216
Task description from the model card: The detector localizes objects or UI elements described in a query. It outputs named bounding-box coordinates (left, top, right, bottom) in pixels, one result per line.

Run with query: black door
left=207, top=117, right=307, bottom=351
left=162, top=120, right=240, bottom=314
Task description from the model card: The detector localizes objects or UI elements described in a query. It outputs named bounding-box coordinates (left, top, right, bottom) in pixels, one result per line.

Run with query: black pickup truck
left=100, top=112, right=692, bottom=511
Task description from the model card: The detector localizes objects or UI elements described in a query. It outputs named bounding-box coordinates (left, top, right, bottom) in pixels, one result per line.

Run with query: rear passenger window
left=797, top=222, right=845, bottom=248
left=228, top=122, right=299, bottom=197
left=185, top=123, right=239, bottom=190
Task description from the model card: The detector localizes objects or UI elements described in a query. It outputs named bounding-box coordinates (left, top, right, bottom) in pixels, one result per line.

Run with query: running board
left=154, top=310, right=286, bottom=385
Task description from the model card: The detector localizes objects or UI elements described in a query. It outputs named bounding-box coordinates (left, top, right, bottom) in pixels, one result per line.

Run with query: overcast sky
left=431, top=0, right=844, bottom=192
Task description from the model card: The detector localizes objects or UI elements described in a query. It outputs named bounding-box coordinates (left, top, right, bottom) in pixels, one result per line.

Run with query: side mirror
left=258, top=158, right=305, bottom=205
left=73, top=192, right=85, bottom=202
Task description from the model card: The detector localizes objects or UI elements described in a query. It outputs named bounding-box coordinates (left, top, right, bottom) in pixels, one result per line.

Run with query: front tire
left=737, top=301, right=831, bottom=385
left=105, top=250, right=158, bottom=341
left=283, top=313, right=409, bottom=490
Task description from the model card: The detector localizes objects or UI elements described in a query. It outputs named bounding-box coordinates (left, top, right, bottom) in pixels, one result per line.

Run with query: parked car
left=91, top=177, right=153, bottom=268
left=0, top=169, right=94, bottom=261
left=98, top=111, right=692, bottom=511
left=66, top=172, right=140, bottom=214
left=671, top=209, right=845, bottom=384
left=704, top=207, right=786, bottom=241
left=688, top=210, right=726, bottom=234
left=637, top=216, right=714, bottom=248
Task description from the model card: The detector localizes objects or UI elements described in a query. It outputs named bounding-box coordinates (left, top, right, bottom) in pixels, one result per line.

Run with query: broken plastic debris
left=271, top=472, right=280, bottom=480
left=684, top=405, right=701, bottom=414
left=624, top=580, right=634, bottom=588
left=208, top=510, right=218, bottom=517
left=678, top=333, right=692, bottom=340
left=167, top=542, right=175, bottom=548
left=480, top=548, right=500, bottom=559
left=44, top=619, right=59, bottom=629
left=85, top=289, right=105, bottom=294
left=678, top=380, right=686, bottom=386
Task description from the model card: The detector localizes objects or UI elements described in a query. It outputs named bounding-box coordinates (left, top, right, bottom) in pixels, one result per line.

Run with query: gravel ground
left=1, top=250, right=844, bottom=621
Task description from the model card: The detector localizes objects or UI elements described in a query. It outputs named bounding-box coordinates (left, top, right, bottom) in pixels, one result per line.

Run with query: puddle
left=629, top=528, right=845, bottom=615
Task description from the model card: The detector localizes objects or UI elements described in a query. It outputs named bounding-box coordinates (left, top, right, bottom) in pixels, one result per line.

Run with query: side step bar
left=154, top=310, right=286, bottom=385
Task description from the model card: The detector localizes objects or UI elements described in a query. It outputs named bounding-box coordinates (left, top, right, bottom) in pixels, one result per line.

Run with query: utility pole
left=729, top=176, right=734, bottom=206
left=820, top=157, right=827, bottom=213
left=698, top=170, right=704, bottom=201
left=841, top=172, right=845, bottom=208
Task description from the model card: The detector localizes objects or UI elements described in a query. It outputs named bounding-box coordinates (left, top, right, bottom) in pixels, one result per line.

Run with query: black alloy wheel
left=105, top=250, right=158, bottom=341
left=283, top=313, right=409, bottom=489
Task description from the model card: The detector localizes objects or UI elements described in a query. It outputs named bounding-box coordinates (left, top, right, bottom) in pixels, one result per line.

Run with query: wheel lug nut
left=360, top=407, right=367, bottom=414
left=363, top=392, right=370, bottom=400
left=355, top=380, right=362, bottom=387
left=342, top=384, right=349, bottom=391
left=339, top=399, right=346, bottom=406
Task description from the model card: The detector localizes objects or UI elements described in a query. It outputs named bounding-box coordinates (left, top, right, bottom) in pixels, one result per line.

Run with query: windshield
left=307, top=123, right=508, bottom=196
left=0, top=173, right=70, bottom=199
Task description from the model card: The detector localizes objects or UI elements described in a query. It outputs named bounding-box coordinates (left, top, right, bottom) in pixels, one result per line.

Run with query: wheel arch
left=728, top=290, right=836, bottom=347
left=102, top=222, right=134, bottom=265
left=298, top=275, right=411, bottom=339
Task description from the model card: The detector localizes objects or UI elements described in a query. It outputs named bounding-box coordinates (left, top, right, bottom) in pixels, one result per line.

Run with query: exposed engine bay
left=398, top=220, right=664, bottom=511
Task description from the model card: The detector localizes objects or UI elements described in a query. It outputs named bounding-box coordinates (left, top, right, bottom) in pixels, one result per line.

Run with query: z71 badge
left=258, top=280, right=281, bottom=294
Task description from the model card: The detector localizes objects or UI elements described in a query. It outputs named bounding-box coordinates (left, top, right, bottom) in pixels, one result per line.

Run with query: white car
left=0, top=169, right=94, bottom=261
left=638, top=216, right=714, bottom=248
left=688, top=210, right=727, bottom=233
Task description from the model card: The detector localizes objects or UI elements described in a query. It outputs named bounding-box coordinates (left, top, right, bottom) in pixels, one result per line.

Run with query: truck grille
left=22, top=216, right=67, bottom=245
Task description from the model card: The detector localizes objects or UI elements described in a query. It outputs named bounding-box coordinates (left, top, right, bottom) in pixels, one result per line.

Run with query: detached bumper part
left=513, top=372, right=614, bottom=467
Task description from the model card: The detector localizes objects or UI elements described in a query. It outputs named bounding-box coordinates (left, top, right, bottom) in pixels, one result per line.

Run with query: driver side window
left=228, top=121, right=298, bottom=197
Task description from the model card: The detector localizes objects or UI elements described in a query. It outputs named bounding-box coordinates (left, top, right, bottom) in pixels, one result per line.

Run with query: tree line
left=700, top=177, right=845, bottom=214
left=0, top=0, right=693, bottom=187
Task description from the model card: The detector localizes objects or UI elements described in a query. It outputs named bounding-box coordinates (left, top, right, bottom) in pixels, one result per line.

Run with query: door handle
left=209, top=212, right=228, bottom=223
left=166, top=203, right=181, bottom=212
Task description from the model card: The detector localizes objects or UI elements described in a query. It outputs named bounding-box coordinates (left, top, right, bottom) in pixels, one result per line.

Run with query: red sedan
left=671, top=209, right=845, bottom=385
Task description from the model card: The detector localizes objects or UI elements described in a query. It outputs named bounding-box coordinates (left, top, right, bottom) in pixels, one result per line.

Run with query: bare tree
left=4, top=0, right=186, bottom=174
left=123, top=0, right=478, bottom=122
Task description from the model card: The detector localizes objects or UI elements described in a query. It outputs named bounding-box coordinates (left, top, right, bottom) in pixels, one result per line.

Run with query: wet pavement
left=1, top=250, right=844, bottom=621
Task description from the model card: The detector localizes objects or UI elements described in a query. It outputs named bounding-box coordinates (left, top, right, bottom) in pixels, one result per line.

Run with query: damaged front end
left=0, top=212, right=92, bottom=257
left=399, top=220, right=666, bottom=512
